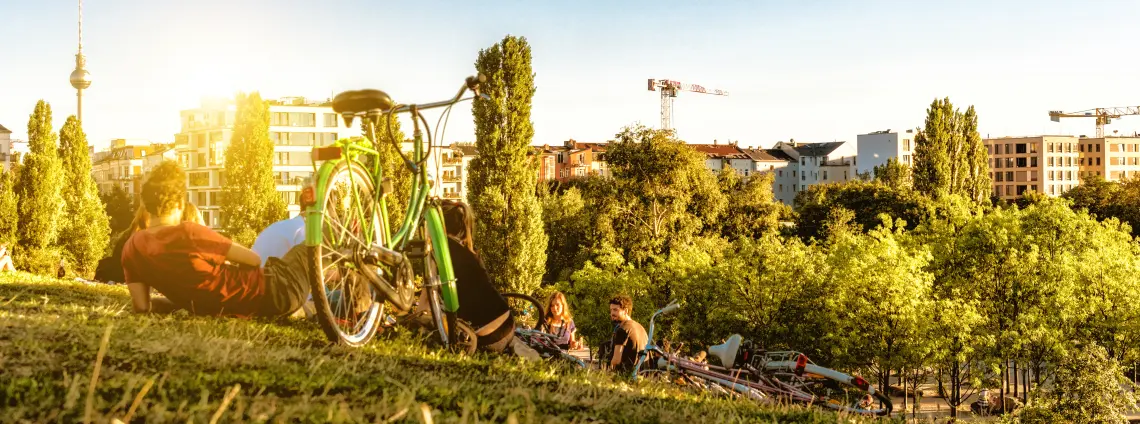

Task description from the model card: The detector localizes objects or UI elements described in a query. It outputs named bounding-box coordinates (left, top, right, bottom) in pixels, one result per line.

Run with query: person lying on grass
left=121, top=160, right=364, bottom=318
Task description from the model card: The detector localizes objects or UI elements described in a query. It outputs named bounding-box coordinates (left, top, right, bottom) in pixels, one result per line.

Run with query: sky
left=2, top=0, right=1140, bottom=152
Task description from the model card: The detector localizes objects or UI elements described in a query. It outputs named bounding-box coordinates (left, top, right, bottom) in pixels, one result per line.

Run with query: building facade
left=984, top=136, right=1080, bottom=199
left=175, top=96, right=359, bottom=229
left=91, top=138, right=158, bottom=196
left=557, top=140, right=609, bottom=182
left=856, top=129, right=916, bottom=176
left=1079, top=137, right=1140, bottom=182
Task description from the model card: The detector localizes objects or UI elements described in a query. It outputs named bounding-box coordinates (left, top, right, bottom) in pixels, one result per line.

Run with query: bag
left=447, top=236, right=514, bottom=353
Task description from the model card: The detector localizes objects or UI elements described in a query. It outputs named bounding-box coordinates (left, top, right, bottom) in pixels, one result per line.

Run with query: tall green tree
left=221, top=92, right=286, bottom=246
left=360, top=114, right=410, bottom=232
left=0, top=170, right=18, bottom=248
left=468, top=35, right=548, bottom=294
left=913, top=98, right=990, bottom=202
left=101, top=185, right=135, bottom=234
left=15, top=100, right=64, bottom=274
left=716, top=169, right=786, bottom=240
left=57, top=116, right=110, bottom=276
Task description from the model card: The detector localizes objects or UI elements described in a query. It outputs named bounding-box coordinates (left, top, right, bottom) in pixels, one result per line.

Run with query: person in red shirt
left=123, top=160, right=317, bottom=318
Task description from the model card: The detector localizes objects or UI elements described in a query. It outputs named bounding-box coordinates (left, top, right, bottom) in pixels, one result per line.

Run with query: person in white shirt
left=252, top=180, right=314, bottom=267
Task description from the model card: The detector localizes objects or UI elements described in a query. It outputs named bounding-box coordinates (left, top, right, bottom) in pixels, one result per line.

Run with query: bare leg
left=0, top=255, right=15, bottom=272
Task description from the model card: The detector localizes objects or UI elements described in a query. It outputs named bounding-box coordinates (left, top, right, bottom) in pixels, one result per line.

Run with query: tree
left=15, top=100, right=64, bottom=274
left=872, top=157, right=912, bottom=189
left=0, top=170, right=18, bottom=247
left=602, top=125, right=725, bottom=266
left=221, top=92, right=286, bottom=247
left=101, top=185, right=135, bottom=234
left=716, top=169, right=786, bottom=240
left=360, top=114, right=410, bottom=232
left=912, top=98, right=990, bottom=202
left=468, top=35, right=548, bottom=294
left=57, top=116, right=110, bottom=276
left=541, top=186, right=592, bottom=282
left=793, top=179, right=931, bottom=242
left=1016, top=344, right=1137, bottom=424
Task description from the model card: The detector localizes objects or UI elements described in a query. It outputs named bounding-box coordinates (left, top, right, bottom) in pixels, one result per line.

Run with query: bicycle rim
left=309, top=160, right=384, bottom=346
left=501, top=292, right=545, bottom=330
left=424, top=239, right=449, bottom=346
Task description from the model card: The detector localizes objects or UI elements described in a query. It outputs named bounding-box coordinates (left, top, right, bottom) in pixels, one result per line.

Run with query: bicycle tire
left=762, top=359, right=893, bottom=416
left=501, top=292, right=545, bottom=330
left=422, top=231, right=453, bottom=348
left=309, top=160, right=385, bottom=346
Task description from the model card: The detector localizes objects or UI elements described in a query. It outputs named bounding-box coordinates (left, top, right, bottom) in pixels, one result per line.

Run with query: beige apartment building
left=92, top=138, right=161, bottom=196
left=1078, top=137, right=1140, bottom=182
left=175, top=96, right=359, bottom=229
left=985, top=136, right=1081, bottom=200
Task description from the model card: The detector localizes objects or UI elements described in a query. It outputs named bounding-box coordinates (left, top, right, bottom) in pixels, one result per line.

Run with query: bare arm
left=127, top=283, right=152, bottom=313
left=127, top=283, right=179, bottom=314
left=226, top=243, right=262, bottom=267
left=611, top=345, right=624, bottom=368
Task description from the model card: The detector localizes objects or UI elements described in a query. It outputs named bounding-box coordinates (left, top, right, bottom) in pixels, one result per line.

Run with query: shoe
left=509, top=338, right=541, bottom=362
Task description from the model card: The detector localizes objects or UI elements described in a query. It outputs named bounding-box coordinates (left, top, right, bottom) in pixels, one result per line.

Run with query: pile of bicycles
left=631, top=301, right=893, bottom=416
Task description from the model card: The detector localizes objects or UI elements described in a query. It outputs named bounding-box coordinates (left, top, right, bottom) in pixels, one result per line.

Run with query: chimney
left=713, top=139, right=718, bottom=146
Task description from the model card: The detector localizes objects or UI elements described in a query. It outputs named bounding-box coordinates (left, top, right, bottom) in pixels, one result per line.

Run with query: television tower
left=69, top=0, right=92, bottom=122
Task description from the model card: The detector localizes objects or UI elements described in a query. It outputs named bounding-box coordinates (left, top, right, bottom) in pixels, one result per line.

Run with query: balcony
left=442, top=192, right=461, bottom=200
left=442, top=175, right=462, bottom=183
left=275, top=176, right=307, bottom=186
left=442, top=156, right=462, bottom=165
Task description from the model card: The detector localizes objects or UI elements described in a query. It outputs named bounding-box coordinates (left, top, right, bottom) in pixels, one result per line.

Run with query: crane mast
left=648, top=79, right=728, bottom=131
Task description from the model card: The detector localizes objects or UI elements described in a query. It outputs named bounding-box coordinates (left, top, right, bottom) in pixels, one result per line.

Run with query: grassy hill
left=0, top=273, right=892, bottom=423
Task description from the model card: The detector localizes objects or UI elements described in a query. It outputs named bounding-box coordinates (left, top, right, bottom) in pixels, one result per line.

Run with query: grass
left=0, top=273, right=897, bottom=423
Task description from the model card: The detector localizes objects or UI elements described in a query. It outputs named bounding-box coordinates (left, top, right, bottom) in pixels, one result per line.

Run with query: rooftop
left=793, top=141, right=846, bottom=157
left=690, top=144, right=749, bottom=159
left=0, top=124, right=10, bottom=134
left=743, top=148, right=794, bottom=162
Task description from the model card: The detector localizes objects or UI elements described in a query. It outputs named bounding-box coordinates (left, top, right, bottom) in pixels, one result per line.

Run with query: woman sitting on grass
left=539, top=291, right=580, bottom=350
left=122, top=160, right=326, bottom=318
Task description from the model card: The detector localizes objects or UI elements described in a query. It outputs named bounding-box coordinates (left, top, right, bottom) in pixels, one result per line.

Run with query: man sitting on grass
left=122, top=160, right=324, bottom=318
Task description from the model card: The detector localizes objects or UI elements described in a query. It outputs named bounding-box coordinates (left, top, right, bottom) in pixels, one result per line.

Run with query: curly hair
left=141, top=160, right=187, bottom=217
left=609, top=294, right=633, bottom=314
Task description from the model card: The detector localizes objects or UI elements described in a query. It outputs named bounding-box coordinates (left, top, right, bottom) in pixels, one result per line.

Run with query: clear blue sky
left=2, top=0, right=1139, bottom=151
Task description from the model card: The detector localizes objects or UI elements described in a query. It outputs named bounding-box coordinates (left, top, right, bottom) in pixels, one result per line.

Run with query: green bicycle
left=303, top=74, right=487, bottom=349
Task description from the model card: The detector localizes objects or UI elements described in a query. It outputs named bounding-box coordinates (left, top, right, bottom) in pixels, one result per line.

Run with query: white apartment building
left=176, top=96, right=360, bottom=229
left=690, top=140, right=856, bottom=206
left=741, top=148, right=798, bottom=205
left=856, top=129, right=917, bottom=176
left=0, top=124, right=29, bottom=172
left=429, top=142, right=477, bottom=201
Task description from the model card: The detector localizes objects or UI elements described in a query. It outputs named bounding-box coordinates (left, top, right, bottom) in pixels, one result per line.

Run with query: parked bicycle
left=304, top=74, right=488, bottom=351
left=631, top=300, right=893, bottom=416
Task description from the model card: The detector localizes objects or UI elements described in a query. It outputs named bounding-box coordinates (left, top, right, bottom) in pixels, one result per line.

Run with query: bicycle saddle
left=709, top=334, right=742, bottom=367
left=332, top=89, right=396, bottom=115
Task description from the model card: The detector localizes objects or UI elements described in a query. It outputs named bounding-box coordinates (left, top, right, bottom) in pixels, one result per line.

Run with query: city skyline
left=2, top=0, right=1140, bottom=150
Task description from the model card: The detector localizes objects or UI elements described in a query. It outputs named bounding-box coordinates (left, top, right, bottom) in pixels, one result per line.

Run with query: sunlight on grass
left=0, top=272, right=894, bottom=423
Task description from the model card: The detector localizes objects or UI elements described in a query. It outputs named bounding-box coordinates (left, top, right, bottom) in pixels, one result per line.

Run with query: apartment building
left=175, top=96, right=359, bottom=229
left=0, top=124, right=11, bottom=171
left=557, top=140, right=609, bottom=182
left=856, top=129, right=916, bottom=176
left=91, top=138, right=159, bottom=196
left=742, top=147, right=798, bottom=205
left=691, top=143, right=754, bottom=175
left=1078, top=137, right=1140, bottom=182
left=429, top=142, right=477, bottom=201
left=984, top=136, right=1080, bottom=199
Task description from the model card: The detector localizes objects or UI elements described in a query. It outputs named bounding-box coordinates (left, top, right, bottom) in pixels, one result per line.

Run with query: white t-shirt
left=251, top=216, right=306, bottom=268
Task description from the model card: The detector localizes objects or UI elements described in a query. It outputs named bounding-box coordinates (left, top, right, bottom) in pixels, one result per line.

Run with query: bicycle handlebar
left=385, top=73, right=487, bottom=115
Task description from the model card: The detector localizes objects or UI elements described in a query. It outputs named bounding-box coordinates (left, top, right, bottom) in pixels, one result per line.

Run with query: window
left=1005, top=158, right=1014, bottom=168
left=793, top=170, right=797, bottom=177
left=1097, top=157, right=1102, bottom=166
left=1097, top=144, right=1102, bottom=152
left=1048, top=143, right=1054, bottom=153
left=196, top=153, right=206, bottom=167
left=1030, top=143, right=1038, bottom=153
left=197, top=192, right=207, bottom=207
left=1030, top=157, right=1038, bottom=167
left=801, top=158, right=805, bottom=165
left=1016, top=144, right=1027, bottom=154
left=1048, top=157, right=1054, bottom=166
left=778, top=170, right=783, bottom=177
left=1016, top=158, right=1027, bottom=168
left=779, top=184, right=783, bottom=192
left=1005, top=171, right=1013, bottom=181
left=996, top=172, right=1004, bottom=182
left=801, top=174, right=805, bottom=181
left=1030, top=170, right=1038, bottom=181
left=1005, top=144, right=1011, bottom=154
left=1080, top=143, right=1085, bottom=152
left=994, top=159, right=1002, bottom=169
left=903, top=139, right=911, bottom=151
left=324, top=113, right=338, bottom=127
left=823, top=171, right=828, bottom=180
left=1080, top=157, right=1086, bottom=166
left=1111, top=143, right=1120, bottom=152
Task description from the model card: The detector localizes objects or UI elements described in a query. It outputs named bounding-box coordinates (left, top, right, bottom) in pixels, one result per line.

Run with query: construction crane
left=1049, top=106, right=1140, bottom=138
left=648, top=79, right=728, bottom=131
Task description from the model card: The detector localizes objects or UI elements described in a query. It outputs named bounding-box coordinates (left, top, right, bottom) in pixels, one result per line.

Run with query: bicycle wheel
left=501, top=293, right=544, bottom=330
left=309, top=160, right=385, bottom=346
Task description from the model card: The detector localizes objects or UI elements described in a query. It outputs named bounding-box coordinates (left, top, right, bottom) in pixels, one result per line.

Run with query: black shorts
left=259, top=244, right=313, bottom=317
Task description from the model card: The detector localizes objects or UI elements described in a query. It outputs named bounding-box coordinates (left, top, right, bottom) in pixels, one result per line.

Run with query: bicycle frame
left=630, top=301, right=893, bottom=416
left=304, top=83, right=482, bottom=316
